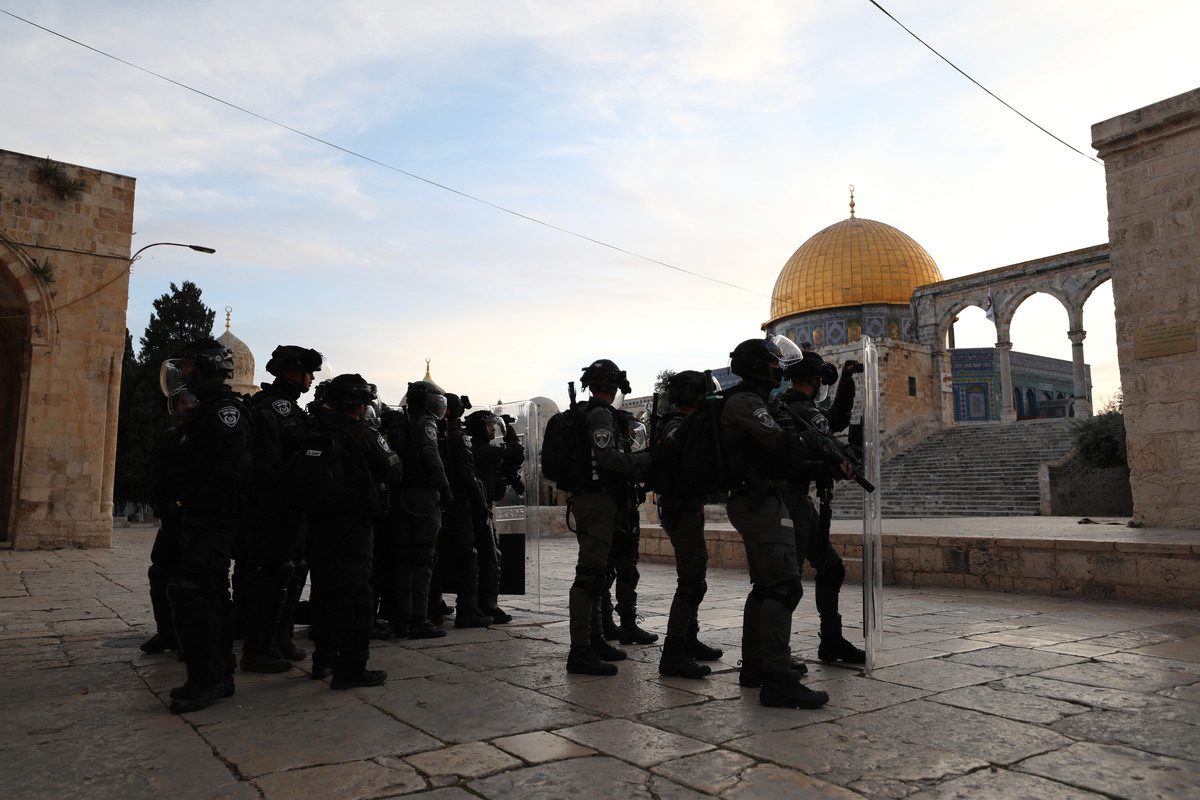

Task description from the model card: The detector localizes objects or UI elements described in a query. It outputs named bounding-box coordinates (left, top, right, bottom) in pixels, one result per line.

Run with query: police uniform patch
left=752, top=408, right=777, bottom=430
left=462, top=437, right=473, bottom=450
left=592, top=428, right=613, bottom=449
left=426, top=425, right=438, bottom=441
left=306, top=449, right=322, bottom=457
left=219, top=406, right=241, bottom=427
left=272, top=399, right=292, bottom=416
left=811, top=413, right=830, bottom=433
left=377, top=434, right=391, bottom=452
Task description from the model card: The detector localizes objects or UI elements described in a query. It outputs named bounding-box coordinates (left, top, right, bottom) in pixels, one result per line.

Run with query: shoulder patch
left=811, top=413, right=830, bottom=433
left=462, top=436, right=473, bottom=450
left=425, top=424, right=438, bottom=441
left=272, top=399, right=292, bottom=416
left=218, top=406, right=241, bottom=428
left=591, top=428, right=613, bottom=449
left=377, top=434, right=392, bottom=452
left=305, top=448, right=323, bottom=457
left=752, top=407, right=777, bottom=430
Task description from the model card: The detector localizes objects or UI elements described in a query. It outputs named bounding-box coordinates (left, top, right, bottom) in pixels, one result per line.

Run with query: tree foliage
left=1072, top=392, right=1127, bottom=468
left=114, top=281, right=215, bottom=507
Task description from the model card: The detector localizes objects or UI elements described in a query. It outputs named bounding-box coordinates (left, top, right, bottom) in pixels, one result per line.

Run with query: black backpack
left=666, top=394, right=731, bottom=496
left=287, top=425, right=347, bottom=511
left=540, top=401, right=590, bottom=492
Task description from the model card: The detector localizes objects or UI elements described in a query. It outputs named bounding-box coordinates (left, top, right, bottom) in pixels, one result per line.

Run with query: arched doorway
left=0, top=260, right=29, bottom=544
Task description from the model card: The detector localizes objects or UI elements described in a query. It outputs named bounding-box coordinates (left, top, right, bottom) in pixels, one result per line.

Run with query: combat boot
left=738, top=657, right=808, bottom=688
left=331, top=668, right=388, bottom=689
left=408, top=620, right=447, bottom=639
left=818, top=615, right=866, bottom=665
left=169, top=682, right=224, bottom=714
left=310, top=655, right=336, bottom=680
left=484, top=605, right=513, bottom=624
left=759, top=671, right=829, bottom=710
left=617, top=613, right=659, bottom=645
left=275, top=637, right=307, bottom=661
left=454, top=608, right=494, bottom=628
left=591, top=638, right=628, bottom=662
left=240, top=645, right=292, bottom=674
left=601, top=611, right=620, bottom=641
left=140, top=633, right=177, bottom=654
left=567, top=645, right=617, bottom=676
left=685, top=622, right=724, bottom=661
left=659, top=636, right=711, bottom=679
left=369, top=620, right=396, bottom=640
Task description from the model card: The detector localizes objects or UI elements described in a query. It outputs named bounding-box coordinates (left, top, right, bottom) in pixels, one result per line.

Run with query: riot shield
left=490, top=400, right=542, bottom=609
left=861, top=337, right=884, bottom=671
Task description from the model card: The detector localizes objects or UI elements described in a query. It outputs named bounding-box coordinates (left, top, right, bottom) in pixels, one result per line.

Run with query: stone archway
left=0, top=256, right=31, bottom=543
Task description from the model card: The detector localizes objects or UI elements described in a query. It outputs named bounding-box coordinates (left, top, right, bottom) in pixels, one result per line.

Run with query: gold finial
left=225, top=306, right=232, bottom=332
left=423, top=358, right=433, bottom=382
left=848, top=184, right=856, bottom=219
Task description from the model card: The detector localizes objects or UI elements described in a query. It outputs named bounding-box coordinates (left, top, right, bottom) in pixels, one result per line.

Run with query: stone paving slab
left=4, top=529, right=1200, bottom=798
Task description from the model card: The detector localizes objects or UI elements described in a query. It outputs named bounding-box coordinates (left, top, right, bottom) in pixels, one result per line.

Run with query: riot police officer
left=775, top=350, right=866, bottom=665
left=720, top=337, right=839, bottom=709
left=381, top=380, right=452, bottom=639
left=159, top=339, right=252, bottom=713
left=140, top=424, right=186, bottom=654
left=465, top=409, right=514, bottom=623
left=433, top=393, right=493, bottom=628
left=656, top=370, right=724, bottom=679
left=240, top=345, right=323, bottom=673
left=303, top=373, right=401, bottom=688
left=566, top=359, right=653, bottom=676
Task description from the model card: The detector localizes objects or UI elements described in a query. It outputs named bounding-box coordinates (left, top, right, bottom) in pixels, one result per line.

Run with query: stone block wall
left=1093, top=89, right=1200, bottom=528
left=0, top=150, right=134, bottom=548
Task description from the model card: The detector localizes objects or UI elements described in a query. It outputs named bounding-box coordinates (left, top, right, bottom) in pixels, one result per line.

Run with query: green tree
left=653, top=370, right=676, bottom=416
left=114, top=281, right=215, bottom=509
left=1072, top=392, right=1127, bottom=468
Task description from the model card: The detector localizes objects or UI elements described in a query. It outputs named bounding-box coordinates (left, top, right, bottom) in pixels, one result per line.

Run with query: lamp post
left=130, top=241, right=217, bottom=264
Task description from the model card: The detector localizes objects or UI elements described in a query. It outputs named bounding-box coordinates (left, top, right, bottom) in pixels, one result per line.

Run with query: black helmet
left=265, top=345, right=323, bottom=377
left=178, top=338, right=234, bottom=380
left=445, top=393, right=472, bottom=421
left=312, top=379, right=331, bottom=404
left=783, top=350, right=838, bottom=385
left=729, top=339, right=780, bottom=386
left=407, top=380, right=448, bottom=419
left=666, top=370, right=715, bottom=407
left=324, top=373, right=376, bottom=409
left=464, top=408, right=496, bottom=438
left=580, top=358, right=631, bottom=394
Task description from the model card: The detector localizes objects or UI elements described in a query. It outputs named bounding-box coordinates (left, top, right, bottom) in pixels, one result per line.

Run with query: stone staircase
left=831, top=419, right=1077, bottom=518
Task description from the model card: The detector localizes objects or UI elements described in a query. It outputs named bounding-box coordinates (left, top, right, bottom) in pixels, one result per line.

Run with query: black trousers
left=167, top=515, right=238, bottom=687
left=308, top=513, right=374, bottom=670
left=148, top=515, right=182, bottom=642
left=240, top=500, right=306, bottom=654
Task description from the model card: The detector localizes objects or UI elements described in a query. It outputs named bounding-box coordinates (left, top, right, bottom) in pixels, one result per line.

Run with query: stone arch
left=994, top=284, right=1073, bottom=334
left=936, top=298, right=992, bottom=349
left=0, top=247, right=38, bottom=543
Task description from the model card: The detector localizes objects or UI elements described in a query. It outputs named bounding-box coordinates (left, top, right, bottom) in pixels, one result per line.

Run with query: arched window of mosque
left=967, top=384, right=988, bottom=420
left=812, top=327, right=824, bottom=347
left=1013, top=388, right=1024, bottom=417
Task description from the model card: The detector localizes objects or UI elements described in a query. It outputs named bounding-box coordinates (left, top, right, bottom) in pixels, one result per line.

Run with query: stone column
left=1068, top=329, right=1092, bottom=418
left=995, top=340, right=1017, bottom=422
left=932, top=349, right=955, bottom=426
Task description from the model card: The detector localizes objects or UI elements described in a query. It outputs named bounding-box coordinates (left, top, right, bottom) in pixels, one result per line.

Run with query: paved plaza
left=3, top=527, right=1200, bottom=799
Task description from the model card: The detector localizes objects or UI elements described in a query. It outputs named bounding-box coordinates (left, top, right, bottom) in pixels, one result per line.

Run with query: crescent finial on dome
left=849, top=185, right=856, bottom=219
left=225, top=305, right=232, bottom=332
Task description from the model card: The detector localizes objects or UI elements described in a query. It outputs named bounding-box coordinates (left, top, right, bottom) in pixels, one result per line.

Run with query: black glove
left=842, top=359, right=864, bottom=377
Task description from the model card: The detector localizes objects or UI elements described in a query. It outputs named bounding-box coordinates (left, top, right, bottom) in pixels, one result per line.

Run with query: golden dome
left=768, top=216, right=943, bottom=324
left=216, top=306, right=257, bottom=396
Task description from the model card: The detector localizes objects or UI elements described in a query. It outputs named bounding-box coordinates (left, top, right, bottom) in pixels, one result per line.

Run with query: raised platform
left=639, top=515, right=1200, bottom=609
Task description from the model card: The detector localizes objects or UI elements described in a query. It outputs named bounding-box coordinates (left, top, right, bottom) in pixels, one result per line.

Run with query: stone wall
left=1092, top=89, right=1200, bottom=528
left=0, top=150, right=135, bottom=548
left=1039, top=449, right=1133, bottom=517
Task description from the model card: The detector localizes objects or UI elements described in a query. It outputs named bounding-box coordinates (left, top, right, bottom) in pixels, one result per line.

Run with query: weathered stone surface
left=719, top=764, right=862, bottom=799
left=729, top=722, right=985, bottom=791
left=481, top=663, right=607, bottom=690
left=1033, top=659, right=1197, bottom=693
left=541, top=669, right=706, bottom=716
left=870, top=658, right=1007, bottom=691
left=424, top=637, right=564, bottom=670
left=1161, top=682, right=1200, bottom=703
left=1018, top=741, right=1200, bottom=799
left=639, top=696, right=847, bottom=744
left=805, top=675, right=930, bottom=712
left=468, top=756, right=658, bottom=800
left=556, top=719, right=712, bottom=767
left=945, top=645, right=1082, bottom=675
left=490, top=731, right=595, bottom=764
left=367, top=671, right=595, bottom=742
left=254, top=760, right=426, bottom=799
left=1051, top=710, right=1200, bottom=761
left=201, top=704, right=439, bottom=777
left=650, top=749, right=755, bottom=795
left=405, top=742, right=521, bottom=779
left=929, top=685, right=1088, bottom=724
left=905, top=768, right=1105, bottom=799
left=838, top=700, right=1071, bottom=765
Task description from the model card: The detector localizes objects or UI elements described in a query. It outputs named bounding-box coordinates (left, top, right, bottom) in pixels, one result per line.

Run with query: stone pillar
left=1093, top=88, right=1200, bottom=528
left=1068, top=329, right=1092, bottom=418
left=995, top=340, right=1017, bottom=422
left=932, top=349, right=955, bottom=426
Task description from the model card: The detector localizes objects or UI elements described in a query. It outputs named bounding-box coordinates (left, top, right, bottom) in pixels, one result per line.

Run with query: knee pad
left=764, top=577, right=804, bottom=612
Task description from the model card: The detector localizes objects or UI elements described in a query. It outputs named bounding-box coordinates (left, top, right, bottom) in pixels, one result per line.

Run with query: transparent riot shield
left=861, top=337, right=884, bottom=671
left=490, top=400, right=543, bottom=609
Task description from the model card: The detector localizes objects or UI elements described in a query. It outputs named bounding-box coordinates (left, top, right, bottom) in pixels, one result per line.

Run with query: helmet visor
left=489, top=416, right=507, bottom=447
left=628, top=419, right=649, bottom=452
left=159, top=359, right=191, bottom=398
left=766, top=334, right=804, bottom=366
left=426, top=393, right=448, bottom=419
left=167, top=388, right=198, bottom=418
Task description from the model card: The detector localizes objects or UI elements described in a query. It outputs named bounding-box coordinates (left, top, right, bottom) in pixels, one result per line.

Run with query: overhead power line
left=0, top=8, right=771, bottom=300
left=865, top=0, right=1102, bottom=166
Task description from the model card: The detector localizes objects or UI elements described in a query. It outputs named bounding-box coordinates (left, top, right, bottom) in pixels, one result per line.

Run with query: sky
left=3, top=1, right=1197, bottom=410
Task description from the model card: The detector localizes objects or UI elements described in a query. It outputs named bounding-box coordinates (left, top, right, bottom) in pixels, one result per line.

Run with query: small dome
left=768, top=216, right=943, bottom=324
left=216, top=306, right=257, bottom=396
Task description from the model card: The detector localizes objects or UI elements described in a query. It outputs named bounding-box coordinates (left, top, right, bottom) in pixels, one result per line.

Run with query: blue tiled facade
left=768, top=304, right=917, bottom=349
left=950, top=348, right=1089, bottom=422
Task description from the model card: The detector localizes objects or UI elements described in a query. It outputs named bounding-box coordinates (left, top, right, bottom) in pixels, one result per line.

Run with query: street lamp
left=131, top=241, right=217, bottom=263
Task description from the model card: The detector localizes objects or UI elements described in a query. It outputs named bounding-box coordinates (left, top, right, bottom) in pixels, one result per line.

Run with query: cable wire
left=0, top=8, right=772, bottom=300
left=865, top=0, right=1101, bottom=165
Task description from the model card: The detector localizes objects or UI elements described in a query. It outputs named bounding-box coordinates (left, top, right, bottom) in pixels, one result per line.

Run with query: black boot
left=408, top=619, right=447, bottom=639
left=310, top=654, right=336, bottom=680
left=738, top=657, right=808, bottom=688
left=567, top=645, right=617, bottom=676
left=685, top=621, right=723, bottom=661
left=760, top=670, right=829, bottom=709
left=331, top=667, right=388, bottom=689
left=140, top=633, right=177, bottom=654
left=591, top=638, right=628, bottom=662
left=601, top=607, right=620, bottom=641
left=275, top=638, right=307, bottom=661
left=454, top=608, right=494, bottom=628
left=485, top=605, right=513, bottom=624
left=818, top=615, right=866, bottom=665
left=617, top=613, right=659, bottom=645
left=169, top=682, right=224, bottom=714
left=240, top=644, right=292, bottom=674
left=659, top=635, right=711, bottom=679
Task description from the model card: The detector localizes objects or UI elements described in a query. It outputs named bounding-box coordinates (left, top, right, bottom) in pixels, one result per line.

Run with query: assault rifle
left=779, top=404, right=876, bottom=493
